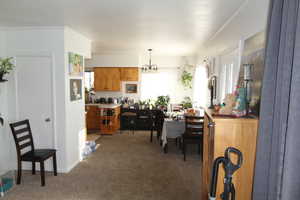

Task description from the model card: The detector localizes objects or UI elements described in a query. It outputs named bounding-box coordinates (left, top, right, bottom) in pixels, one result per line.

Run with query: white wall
left=0, top=30, right=15, bottom=172
left=0, top=27, right=91, bottom=173
left=85, top=54, right=139, bottom=68
left=85, top=54, right=196, bottom=103
left=64, top=27, right=91, bottom=171
left=197, top=0, right=270, bottom=57
left=3, top=27, right=67, bottom=171
left=196, top=0, right=269, bottom=104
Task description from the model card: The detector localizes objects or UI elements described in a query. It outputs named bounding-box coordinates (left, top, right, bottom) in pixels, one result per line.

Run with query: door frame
left=12, top=51, right=57, bottom=149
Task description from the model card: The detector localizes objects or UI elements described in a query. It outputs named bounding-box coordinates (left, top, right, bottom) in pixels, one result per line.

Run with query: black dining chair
left=182, top=115, right=204, bottom=161
left=9, top=119, right=57, bottom=186
left=136, top=110, right=155, bottom=142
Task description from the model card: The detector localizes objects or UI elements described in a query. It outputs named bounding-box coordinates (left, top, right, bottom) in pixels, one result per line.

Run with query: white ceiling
left=0, top=0, right=245, bottom=55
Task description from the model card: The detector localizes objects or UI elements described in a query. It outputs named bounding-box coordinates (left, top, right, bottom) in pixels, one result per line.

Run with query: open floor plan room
left=2, top=0, right=300, bottom=200
left=5, top=132, right=201, bottom=200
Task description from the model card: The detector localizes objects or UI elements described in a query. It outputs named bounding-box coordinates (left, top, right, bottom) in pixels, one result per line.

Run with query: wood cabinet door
left=94, top=67, right=121, bottom=91
left=109, top=68, right=121, bottom=91
left=202, top=114, right=214, bottom=200
left=86, top=106, right=100, bottom=130
left=94, top=68, right=107, bottom=91
left=120, top=67, right=139, bottom=81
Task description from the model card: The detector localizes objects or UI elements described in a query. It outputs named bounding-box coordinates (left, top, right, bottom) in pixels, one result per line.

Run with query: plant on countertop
left=0, top=57, right=15, bottom=81
left=181, top=96, right=193, bottom=109
left=181, top=70, right=193, bottom=89
left=155, top=95, right=170, bottom=107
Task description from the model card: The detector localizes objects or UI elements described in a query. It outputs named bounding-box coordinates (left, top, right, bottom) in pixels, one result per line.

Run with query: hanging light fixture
left=142, top=49, right=158, bottom=72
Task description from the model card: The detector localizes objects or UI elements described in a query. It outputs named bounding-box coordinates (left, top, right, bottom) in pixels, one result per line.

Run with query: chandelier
left=142, top=49, right=158, bottom=72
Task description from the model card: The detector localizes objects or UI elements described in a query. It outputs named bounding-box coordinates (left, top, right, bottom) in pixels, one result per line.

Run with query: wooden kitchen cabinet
left=120, top=67, right=139, bottom=81
left=202, top=111, right=258, bottom=200
left=94, top=67, right=121, bottom=91
left=86, top=105, right=100, bottom=130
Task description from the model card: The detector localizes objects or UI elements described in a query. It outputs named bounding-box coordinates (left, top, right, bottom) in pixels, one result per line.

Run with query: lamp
left=243, top=64, right=253, bottom=115
left=142, top=49, right=158, bottom=72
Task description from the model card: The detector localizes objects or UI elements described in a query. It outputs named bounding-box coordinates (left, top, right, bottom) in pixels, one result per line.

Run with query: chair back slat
left=17, top=135, right=31, bottom=143
left=14, top=127, right=30, bottom=135
left=185, top=115, right=204, bottom=135
left=10, top=119, right=35, bottom=156
left=19, top=142, right=32, bottom=150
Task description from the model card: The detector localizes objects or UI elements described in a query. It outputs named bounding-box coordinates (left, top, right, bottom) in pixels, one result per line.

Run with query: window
left=193, top=66, right=207, bottom=107
left=140, top=69, right=188, bottom=103
left=219, top=49, right=239, bottom=102
left=84, top=71, right=94, bottom=91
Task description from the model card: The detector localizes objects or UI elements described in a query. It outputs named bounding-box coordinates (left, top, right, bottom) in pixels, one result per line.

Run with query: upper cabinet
left=120, top=67, right=139, bottom=81
left=94, top=67, right=121, bottom=91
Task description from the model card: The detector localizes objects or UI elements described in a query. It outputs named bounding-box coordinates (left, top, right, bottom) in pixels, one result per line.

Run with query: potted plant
left=181, top=70, right=193, bottom=89
left=181, top=96, right=193, bottom=109
left=0, top=57, right=15, bottom=82
left=155, top=95, right=170, bottom=110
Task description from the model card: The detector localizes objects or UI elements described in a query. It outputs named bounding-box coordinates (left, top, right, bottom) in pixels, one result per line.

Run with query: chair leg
left=183, top=141, right=186, bottom=161
left=32, top=161, right=36, bottom=175
left=53, top=153, right=57, bottom=176
left=40, top=162, right=45, bottom=186
left=150, top=130, right=153, bottom=142
left=17, top=160, right=22, bottom=184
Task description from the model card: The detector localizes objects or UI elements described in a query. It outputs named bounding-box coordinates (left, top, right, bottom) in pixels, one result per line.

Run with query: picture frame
left=70, top=79, right=82, bottom=101
left=125, top=84, right=138, bottom=93
left=69, top=52, right=84, bottom=76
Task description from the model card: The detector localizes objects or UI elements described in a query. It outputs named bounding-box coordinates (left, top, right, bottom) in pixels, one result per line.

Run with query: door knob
left=45, top=118, right=51, bottom=122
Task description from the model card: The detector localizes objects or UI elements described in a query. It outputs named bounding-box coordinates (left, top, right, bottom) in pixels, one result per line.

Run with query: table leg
left=164, top=143, right=168, bottom=153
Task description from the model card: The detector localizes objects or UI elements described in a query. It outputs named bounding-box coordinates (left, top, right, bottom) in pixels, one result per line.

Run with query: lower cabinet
left=86, top=105, right=120, bottom=134
left=86, top=106, right=100, bottom=130
left=202, top=111, right=259, bottom=200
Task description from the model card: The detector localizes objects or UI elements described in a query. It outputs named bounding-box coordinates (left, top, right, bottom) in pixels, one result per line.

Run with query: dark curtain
left=253, top=0, right=300, bottom=199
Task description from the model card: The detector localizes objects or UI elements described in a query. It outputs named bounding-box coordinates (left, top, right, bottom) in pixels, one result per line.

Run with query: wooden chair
left=9, top=119, right=57, bottom=186
left=182, top=115, right=204, bottom=161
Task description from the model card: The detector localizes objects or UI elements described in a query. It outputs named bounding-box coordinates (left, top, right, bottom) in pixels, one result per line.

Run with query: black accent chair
left=182, top=115, right=204, bottom=161
left=9, top=119, right=57, bottom=186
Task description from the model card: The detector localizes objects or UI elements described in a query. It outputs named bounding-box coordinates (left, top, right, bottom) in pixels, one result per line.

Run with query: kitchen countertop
left=86, top=103, right=121, bottom=109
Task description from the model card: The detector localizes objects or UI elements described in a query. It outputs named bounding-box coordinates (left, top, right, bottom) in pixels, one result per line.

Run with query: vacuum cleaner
left=209, top=147, right=243, bottom=200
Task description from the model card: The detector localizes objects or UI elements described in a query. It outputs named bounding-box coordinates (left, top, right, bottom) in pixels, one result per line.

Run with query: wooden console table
left=201, top=110, right=259, bottom=200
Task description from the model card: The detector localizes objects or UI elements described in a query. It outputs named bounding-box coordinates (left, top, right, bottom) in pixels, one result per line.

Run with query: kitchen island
left=86, top=104, right=121, bottom=135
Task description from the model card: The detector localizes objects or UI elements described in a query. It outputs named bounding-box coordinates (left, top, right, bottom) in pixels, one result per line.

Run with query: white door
left=15, top=55, right=54, bottom=149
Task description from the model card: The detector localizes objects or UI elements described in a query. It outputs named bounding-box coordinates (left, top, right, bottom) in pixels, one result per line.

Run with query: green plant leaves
left=181, top=70, right=193, bottom=89
left=0, top=57, right=14, bottom=74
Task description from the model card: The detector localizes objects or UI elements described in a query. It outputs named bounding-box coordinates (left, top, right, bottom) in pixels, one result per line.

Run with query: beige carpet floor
left=4, top=131, right=201, bottom=200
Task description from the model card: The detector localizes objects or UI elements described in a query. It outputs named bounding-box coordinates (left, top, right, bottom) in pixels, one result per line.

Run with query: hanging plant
left=0, top=57, right=15, bottom=82
left=181, top=70, right=193, bottom=89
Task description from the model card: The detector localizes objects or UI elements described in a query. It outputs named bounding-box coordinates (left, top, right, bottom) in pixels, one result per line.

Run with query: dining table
left=161, top=118, right=185, bottom=153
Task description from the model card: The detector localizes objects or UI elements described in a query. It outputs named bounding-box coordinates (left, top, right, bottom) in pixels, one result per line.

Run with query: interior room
left=1, top=0, right=299, bottom=199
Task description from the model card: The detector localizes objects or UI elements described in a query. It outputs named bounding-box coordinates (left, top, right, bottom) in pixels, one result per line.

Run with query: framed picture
left=69, top=52, right=84, bottom=76
left=70, top=79, right=82, bottom=101
left=125, top=84, right=138, bottom=93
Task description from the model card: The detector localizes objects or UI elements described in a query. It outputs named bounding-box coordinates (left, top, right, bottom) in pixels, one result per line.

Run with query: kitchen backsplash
left=94, top=81, right=140, bottom=101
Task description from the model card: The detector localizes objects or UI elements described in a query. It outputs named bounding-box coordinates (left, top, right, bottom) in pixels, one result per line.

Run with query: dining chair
left=154, top=110, right=165, bottom=142
left=182, top=115, right=204, bottom=161
left=136, top=109, right=154, bottom=142
left=9, top=119, right=57, bottom=186
left=121, top=111, right=137, bottom=134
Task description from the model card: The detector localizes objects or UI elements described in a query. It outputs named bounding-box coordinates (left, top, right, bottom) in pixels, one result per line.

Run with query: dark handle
left=225, top=147, right=243, bottom=169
